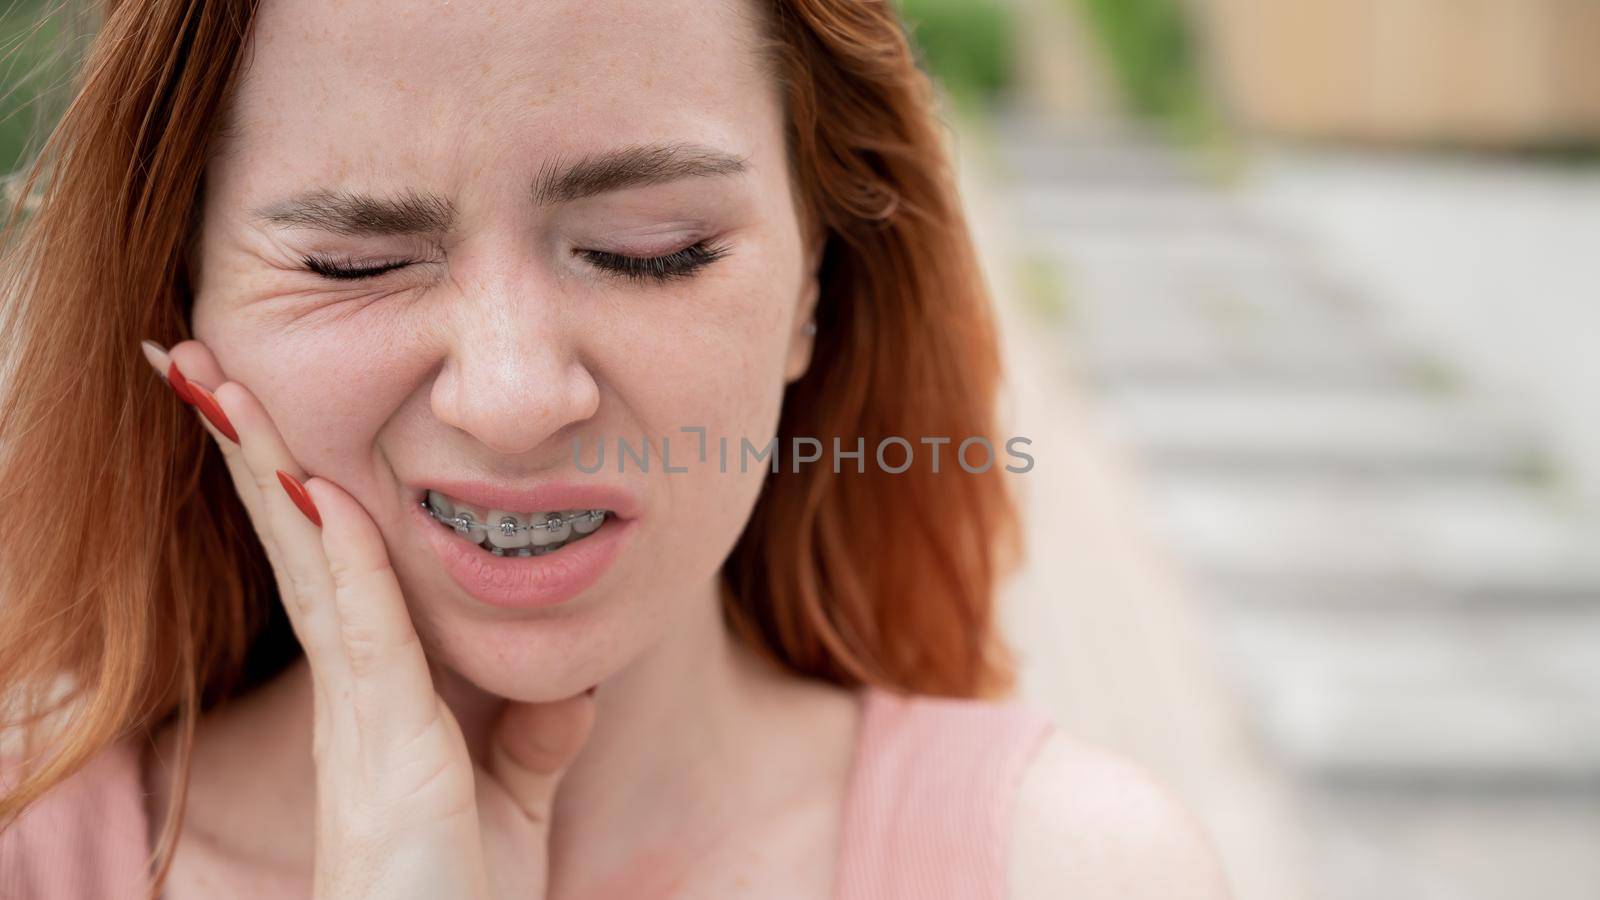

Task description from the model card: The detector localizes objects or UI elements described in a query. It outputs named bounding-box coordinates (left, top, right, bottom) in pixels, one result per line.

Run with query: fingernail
left=186, top=382, right=239, bottom=444
left=139, top=339, right=168, bottom=373
left=164, top=360, right=195, bottom=405
left=276, top=470, right=322, bottom=527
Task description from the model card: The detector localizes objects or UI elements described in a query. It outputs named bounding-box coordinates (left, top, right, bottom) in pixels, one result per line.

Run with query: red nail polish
left=276, top=470, right=322, bottom=527
left=186, top=382, right=239, bottom=444
left=166, top=361, right=194, bottom=405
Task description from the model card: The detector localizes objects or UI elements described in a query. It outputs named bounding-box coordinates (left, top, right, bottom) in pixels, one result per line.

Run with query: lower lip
left=410, top=500, right=634, bottom=609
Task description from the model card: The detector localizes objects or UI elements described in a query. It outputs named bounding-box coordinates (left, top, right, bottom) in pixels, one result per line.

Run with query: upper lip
left=411, top=477, right=641, bottom=519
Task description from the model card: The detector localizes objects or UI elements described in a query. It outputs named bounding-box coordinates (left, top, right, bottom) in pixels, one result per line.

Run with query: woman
left=0, top=0, right=1230, bottom=897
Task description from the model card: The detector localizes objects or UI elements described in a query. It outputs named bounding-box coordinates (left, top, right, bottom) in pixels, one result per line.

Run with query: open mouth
left=420, top=489, right=611, bottom=558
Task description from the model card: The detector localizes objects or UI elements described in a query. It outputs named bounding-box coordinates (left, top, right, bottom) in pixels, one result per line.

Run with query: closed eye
left=577, top=238, right=730, bottom=284
left=300, top=255, right=416, bottom=280
left=300, top=238, right=731, bottom=284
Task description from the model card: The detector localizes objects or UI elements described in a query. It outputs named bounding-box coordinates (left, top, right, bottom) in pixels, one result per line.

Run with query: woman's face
left=190, top=0, right=819, bottom=700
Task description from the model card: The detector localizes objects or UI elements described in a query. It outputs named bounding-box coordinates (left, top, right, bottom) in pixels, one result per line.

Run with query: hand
left=140, top=339, right=595, bottom=899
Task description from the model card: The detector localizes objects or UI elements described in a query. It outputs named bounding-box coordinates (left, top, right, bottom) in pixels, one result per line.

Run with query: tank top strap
left=0, top=737, right=152, bottom=899
left=834, top=686, right=1056, bottom=900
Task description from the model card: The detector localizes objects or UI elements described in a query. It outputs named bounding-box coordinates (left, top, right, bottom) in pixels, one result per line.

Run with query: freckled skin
left=189, top=0, right=820, bottom=702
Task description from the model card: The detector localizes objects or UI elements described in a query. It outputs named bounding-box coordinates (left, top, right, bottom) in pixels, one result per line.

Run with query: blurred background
left=887, top=0, right=1600, bottom=898
left=4, top=1, right=1598, bottom=898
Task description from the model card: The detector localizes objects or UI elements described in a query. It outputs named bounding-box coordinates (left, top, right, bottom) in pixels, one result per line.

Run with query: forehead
left=216, top=0, right=776, bottom=187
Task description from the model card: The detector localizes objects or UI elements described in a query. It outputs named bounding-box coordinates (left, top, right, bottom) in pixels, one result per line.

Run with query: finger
left=485, top=692, right=596, bottom=827
left=139, top=339, right=213, bottom=428
left=160, top=339, right=442, bottom=764
left=166, top=344, right=302, bottom=550
left=159, top=341, right=350, bottom=659
left=306, top=476, right=441, bottom=758
left=208, top=381, right=334, bottom=593
left=140, top=339, right=292, bottom=586
left=139, top=339, right=188, bottom=402
left=165, top=339, right=240, bottom=445
left=474, top=769, right=545, bottom=899
left=146, top=340, right=359, bottom=698
left=150, top=340, right=264, bottom=526
left=164, top=338, right=228, bottom=393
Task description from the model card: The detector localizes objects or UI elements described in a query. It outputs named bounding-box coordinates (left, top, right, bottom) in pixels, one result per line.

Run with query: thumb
left=485, top=689, right=597, bottom=827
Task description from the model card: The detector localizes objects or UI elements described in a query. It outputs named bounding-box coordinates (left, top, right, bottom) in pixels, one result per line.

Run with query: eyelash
left=577, top=239, right=731, bottom=284
left=300, top=239, right=731, bottom=285
left=300, top=256, right=413, bottom=280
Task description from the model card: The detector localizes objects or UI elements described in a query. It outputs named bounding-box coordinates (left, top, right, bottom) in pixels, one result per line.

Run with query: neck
left=435, top=577, right=771, bottom=855
left=150, top=577, right=860, bottom=893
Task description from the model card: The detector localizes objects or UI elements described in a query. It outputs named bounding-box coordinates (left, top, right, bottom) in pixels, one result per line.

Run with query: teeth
left=427, top=490, right=455, bottom=518
left=423, top=492, right=610, bottom=557
left=435, top=497, right=488, bottom=542
left=485, top=509, right=532, bottom=549
left=543, top=514, right=573, bottom=543
left=529, top=516, right=558, bottom=546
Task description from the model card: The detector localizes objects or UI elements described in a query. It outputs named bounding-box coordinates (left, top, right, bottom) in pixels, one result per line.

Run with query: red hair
left=727, top=0, right=1019, bottom=695
left=0, top=0, right=1019, bottom=892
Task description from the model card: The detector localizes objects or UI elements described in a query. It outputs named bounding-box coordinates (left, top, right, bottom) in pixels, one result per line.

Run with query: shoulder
left=837, top=688, right=1061, bottom=900
left=0, top=739, right=151, bottom=898
left=1008, top=731, right=1233, bottom=900
left=852, top=689, right=1055, bottom=800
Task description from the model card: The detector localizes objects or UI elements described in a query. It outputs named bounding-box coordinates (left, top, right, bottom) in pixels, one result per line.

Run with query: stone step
left=1050, top=243, right=1371, bottom=323
left=1299, top=778, right=1600, bottom=896
left=1062, top=304, right=1417, bottom=392
left=1303, top=783, right=1600, bottom=900
left=993, top=139, right=1205, bottom=187
left=1006, top=183, right=1267, bottom=233
left=1040, top=232, right=1374, bottom=344
left=1145, top=477, right=1600, bottom=601
left=1034, top=225, right=1329, bottom=293
left=987, top=110, right=1188, bottom=156
left=985, top=118, right=1216, bottom=187
left=1213, top=605, right=1600, bottom=783
left=1094, top=383, right=1544, bottom=480
left=1036, top=239, right=1432, bottom=389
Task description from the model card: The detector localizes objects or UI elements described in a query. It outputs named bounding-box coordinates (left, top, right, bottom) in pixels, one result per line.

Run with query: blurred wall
left=1196, top=0, right=1600, bottom=146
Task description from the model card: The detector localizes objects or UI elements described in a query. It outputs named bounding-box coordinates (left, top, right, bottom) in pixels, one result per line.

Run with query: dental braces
left=420, top=500, right=608, bottom=538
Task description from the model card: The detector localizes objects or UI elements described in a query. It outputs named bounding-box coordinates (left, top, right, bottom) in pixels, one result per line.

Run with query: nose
left=430, top=274, right=600, bottom=457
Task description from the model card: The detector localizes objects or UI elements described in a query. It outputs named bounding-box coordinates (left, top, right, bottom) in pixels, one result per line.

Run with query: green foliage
left=0, top=0, right=80, bottom=178
left=1016, top=252, right=1071, bottom=327
left=895, top=0, right=1016, bottom=108
left=1073, top=0, right=1205, bottom=123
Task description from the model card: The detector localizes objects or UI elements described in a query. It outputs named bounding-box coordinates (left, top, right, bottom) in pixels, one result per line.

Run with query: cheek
left=584, top=267, right=796, bottom=582
left=599, top=267, right=795, bottom=441
left=198, top=306, right=427, bottom=482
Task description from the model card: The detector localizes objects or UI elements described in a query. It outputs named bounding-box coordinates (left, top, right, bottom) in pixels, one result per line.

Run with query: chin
left=413, top=587, right=669, bottom=703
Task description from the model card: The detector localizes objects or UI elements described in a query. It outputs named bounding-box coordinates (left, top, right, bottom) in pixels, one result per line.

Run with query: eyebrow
left=249, top=142, right=749, bottom=236
left=250, top=188, right=456, bottom=236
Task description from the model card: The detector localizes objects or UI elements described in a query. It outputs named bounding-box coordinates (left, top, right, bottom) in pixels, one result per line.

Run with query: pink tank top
left=1, top=687, right=1054, bottom=898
